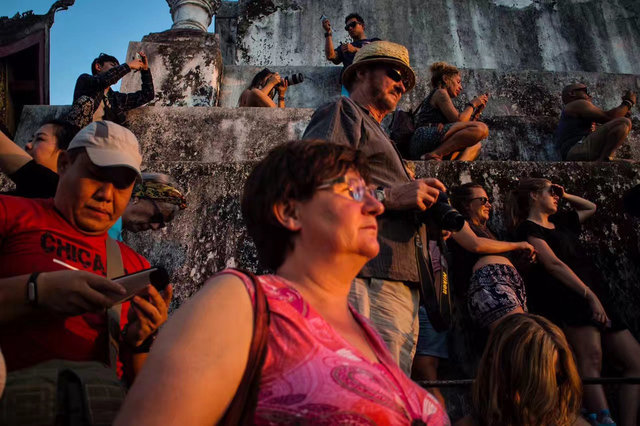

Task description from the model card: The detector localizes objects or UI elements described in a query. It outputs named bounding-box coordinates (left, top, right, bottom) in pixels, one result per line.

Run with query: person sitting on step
left=238, top=68, right=289, bottom=108
left=554, top=83, right=635, bottom=162
left=409, top=62, right=489, bottom=161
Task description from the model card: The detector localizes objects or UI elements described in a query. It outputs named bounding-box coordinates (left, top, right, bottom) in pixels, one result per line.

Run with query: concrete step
left=116, top=160, right=640, bottom=340
left=15, top=106, right=640, bottom=162
left=219, top=66, right=640, bottom=118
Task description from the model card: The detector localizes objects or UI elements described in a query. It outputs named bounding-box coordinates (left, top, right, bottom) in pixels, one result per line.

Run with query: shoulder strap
left=106, top=237, right=124, bottom=370
left=220, top=269, right=270, bottom=426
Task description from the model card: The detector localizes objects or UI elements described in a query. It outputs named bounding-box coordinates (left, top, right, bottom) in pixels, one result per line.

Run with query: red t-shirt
left=0, top=195, right=149, bottom=372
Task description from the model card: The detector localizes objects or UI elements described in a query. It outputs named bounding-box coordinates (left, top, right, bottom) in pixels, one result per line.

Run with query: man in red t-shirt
left=0, top=120, right=171, bottom=379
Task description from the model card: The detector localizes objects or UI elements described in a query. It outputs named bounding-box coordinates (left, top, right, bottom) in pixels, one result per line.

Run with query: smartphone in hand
left=107, top=267, right=170, bottom=305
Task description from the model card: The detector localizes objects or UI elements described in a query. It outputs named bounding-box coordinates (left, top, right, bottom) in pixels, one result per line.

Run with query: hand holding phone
left=107, top=267, right=170, bottom=305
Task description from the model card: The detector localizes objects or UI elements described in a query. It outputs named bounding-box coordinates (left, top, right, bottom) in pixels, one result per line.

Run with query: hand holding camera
left=471, top=93, right=489, bottom=108
left=128, top=51, right=148, bottom=71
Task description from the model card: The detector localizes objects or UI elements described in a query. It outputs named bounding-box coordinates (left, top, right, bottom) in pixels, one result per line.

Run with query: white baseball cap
left=68, top=121, right=142, bottom=178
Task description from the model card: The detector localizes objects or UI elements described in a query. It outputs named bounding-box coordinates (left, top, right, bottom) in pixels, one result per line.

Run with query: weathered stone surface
left=120, top=31, right=223, bottom=107
left=124, top=160, right=640, bottom=341
left=167, top=0, right=220, bottom=32
left=216, top=0, right=640, bottom=74
left=14, top=106, right=640, bottom=162
left=220, top=66, right=640, bottom=120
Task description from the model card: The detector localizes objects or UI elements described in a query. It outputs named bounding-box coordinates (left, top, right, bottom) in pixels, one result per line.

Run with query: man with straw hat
left=303, top=41, right=446, bottom=374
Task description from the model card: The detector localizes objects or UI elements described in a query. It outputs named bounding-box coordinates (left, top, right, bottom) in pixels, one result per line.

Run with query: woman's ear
left=273, top=200, right=302, bottom=231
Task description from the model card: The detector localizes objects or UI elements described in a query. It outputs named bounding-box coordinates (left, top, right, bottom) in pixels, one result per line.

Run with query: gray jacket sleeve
left=302, top=98, right=362, bottom=148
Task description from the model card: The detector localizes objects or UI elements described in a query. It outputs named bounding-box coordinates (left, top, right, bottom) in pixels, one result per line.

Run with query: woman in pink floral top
left=116, top=141, right=449, bottom=425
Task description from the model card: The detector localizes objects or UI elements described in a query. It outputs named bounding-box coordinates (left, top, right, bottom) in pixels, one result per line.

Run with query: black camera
left=283, top=73, right=304, bottom=86
left=419, top=192, right=465, bottom=232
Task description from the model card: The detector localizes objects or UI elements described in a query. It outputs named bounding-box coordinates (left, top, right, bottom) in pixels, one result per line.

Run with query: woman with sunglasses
left=508, top=178, right=640, bottom=426
left=115, top=141, right=449, bottom=425
left=409, top=62, right=489, bottom=161
left=446, top=183, right=534, bottom=331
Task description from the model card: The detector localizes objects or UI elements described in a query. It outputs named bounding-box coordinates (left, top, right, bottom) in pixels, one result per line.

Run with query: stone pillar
left=166, top=0, right=221, bottom=32
left=120, top=30, right=223, bottom=107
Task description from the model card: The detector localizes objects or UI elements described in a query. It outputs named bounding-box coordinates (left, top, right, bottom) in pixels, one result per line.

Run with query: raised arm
left=565, top=98, right=633, bottom=124
left=322, top=19, right=341, bottom=64
left=114, top=274, right=254, bottom=426
left=452, top=221, right=535, bottom=255
left=432, top=90, right=487, bottom=123
left=527, top=236, right=608, bottom=324
left=553, top=184, right=596, bottom=223
left=0, top=130, right=32, bottom=176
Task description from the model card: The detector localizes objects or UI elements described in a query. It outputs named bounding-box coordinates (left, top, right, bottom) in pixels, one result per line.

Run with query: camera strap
left=415, top=234, right=451, bottom=332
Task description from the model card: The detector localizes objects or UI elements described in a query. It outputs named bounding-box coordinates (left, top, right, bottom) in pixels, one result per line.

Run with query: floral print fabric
left=219, top=270, right=450, bottom=425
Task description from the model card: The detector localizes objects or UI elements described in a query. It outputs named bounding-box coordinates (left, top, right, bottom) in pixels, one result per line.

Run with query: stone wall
left=14, top=105, right=640, bottom=163
left=215, top=0, right=640, bottom=74
left=119, top=160, right=640, bottom=342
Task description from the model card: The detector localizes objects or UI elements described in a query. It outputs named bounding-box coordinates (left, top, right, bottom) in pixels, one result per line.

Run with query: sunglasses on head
left=470, top=196, right=491, bottom=205
left=344, top=21, right=360, bottom=30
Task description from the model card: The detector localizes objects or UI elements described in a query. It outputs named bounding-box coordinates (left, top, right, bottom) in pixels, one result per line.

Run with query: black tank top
left=414, top=90, right=449, bottom=128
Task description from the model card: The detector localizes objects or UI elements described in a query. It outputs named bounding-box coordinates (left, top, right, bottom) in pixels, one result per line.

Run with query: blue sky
left=1, top=1, right=225, bottom=104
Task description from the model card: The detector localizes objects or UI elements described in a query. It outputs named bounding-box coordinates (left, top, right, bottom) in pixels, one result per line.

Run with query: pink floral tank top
left=220, top=270, right=450, bottom=425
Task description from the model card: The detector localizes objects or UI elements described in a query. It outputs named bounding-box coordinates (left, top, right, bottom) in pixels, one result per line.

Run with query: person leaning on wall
left=238, top=68, right=289, bottom=108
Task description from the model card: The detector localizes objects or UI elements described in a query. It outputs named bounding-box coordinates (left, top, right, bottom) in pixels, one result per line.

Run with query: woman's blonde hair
left=430, top=61, right=460, bottom=89
left=473, top=313, right=582, bottom=426
left=505, top=178, right=550, bottom=231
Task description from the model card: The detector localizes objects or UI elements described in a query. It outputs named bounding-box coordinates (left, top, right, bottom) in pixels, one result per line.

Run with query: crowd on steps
left=0, top=9, right=640, bottom=426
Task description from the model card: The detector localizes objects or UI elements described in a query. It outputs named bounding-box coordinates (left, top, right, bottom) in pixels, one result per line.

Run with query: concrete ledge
left=124, top=160, right=640, bottom=339
left=220, top=66, right=640, bottom=119
left=14, top=106, right=640, bottom=162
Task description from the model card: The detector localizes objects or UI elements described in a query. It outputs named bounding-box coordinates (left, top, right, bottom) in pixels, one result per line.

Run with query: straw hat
left=342, top=41, right=416, bottom=92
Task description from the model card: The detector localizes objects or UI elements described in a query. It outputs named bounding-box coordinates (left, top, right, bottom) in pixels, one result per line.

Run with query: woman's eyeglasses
left=470, top=196, right=491, bottom=205
left=318, top=176, right=376, bottom=202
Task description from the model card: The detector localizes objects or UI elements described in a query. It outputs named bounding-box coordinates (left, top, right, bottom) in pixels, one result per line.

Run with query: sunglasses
left=344, top=21, right=360, bottom=31
left=470, top=196, right=491, bottom=205
left=384, top=67, right=404, bottom=83
left=548, top=184, right=564, bottom=198
left=318, top=175, right=375, bottom=202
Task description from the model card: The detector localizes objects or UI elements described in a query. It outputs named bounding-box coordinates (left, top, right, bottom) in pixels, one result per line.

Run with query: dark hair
left=65, top=147, right=85, bottom=163
left=241, top=140, right=370, bottom=270
left=505, top=178, right=550, bottom=231
left=473, top=313, right=582, bottom=426
left=42, top=119, right=80, bottom=151
left=450, top=182, right=484, bottom=218
left=429, top=61, right=460, bottom=89
left=345, top=13, right=364, bottom=25
left=91, top=53, right=119, bottom=75
left=249, top=68, right=273, bottom=89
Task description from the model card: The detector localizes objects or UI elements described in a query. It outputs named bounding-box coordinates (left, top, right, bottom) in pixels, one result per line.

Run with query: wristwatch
left=375, top=187, right=386, bottom=204
left=325, top=31, right=332, bottom=38
left=26, top=272, right=40, bottom=306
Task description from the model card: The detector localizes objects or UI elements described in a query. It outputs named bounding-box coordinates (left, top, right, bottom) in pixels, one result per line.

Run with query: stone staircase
left=12, top=65, right=640, bottom=420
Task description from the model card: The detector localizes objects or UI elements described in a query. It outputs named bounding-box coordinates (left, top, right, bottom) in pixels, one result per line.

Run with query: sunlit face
left=295, top=170, right=383, bottom=261
left=345, top=18, right=364, bottom=39
left=55, top=151, right=137, bottom=235
left=533, top=182, right=559, bottom=215
left=123, top=198, right=178, bottom=233
left=362, top=66, right=406, bottom=114
left=466, top=187, right=491, bottom=224
left=25, top=124, right=61, bottom=172
left=444, top=73, right=462, bottom=98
